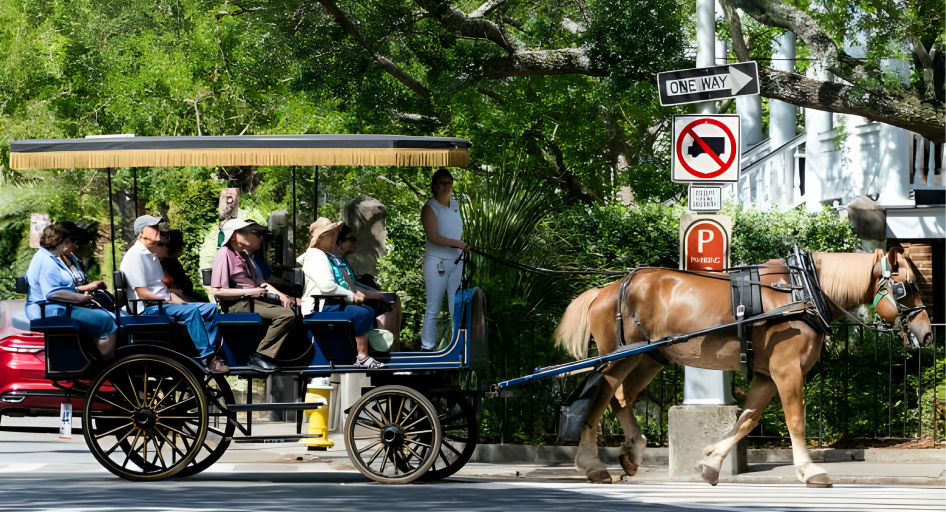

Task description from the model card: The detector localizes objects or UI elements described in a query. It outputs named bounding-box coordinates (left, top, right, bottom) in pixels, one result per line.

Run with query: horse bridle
left=873, top=258, right=926, bottom=348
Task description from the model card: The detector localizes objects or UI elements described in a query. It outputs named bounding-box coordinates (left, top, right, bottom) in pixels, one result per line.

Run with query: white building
left=728, top=32, right=945, bottom=324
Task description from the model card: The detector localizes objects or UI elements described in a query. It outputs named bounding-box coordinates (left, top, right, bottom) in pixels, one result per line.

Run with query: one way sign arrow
left=657, top=61, right=759, bottom=106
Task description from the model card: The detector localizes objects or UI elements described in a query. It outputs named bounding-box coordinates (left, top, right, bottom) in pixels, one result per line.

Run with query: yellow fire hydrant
left=300, top=377, right=334, bottom=450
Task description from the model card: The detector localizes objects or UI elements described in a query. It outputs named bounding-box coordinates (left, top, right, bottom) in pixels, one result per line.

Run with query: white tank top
left=424, top=197, right=463, bottom=260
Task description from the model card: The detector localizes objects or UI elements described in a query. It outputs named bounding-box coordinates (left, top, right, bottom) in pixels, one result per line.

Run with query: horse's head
left=871, top=247, right=931, bottom=348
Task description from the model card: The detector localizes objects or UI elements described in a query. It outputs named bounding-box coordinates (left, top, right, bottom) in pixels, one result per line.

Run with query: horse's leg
left=770, top=358, right=833, bottom=487
left=697, top=372, right=777, bottom=485
left=612, top=355, right=664, bottom=477
left=575, top=355, right=643, bottom=484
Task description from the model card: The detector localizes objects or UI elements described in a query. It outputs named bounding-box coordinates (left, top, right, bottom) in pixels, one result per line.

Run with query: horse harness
left=613, top=245, right=835, bottom=384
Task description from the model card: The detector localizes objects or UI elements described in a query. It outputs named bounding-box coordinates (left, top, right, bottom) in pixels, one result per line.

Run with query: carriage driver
left=211, top=218, right=312, bottom=372
left=119, top=215, right=228, bottom=373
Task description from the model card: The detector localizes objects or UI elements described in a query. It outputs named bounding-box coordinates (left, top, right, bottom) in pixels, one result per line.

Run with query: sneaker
left=367, top=329, right=394, bottom=352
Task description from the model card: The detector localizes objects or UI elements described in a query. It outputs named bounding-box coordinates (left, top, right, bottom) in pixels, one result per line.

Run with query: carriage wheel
left=175, top=374, right=236, bottom=477
left=422, top=393, right=478, bottom=481
left=82, top=354, right=208, bottom=481
left=344, top=385, right=442, bottom=484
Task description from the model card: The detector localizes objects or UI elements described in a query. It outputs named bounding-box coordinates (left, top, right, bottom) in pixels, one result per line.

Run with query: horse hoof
left=587, top=468, right=612, bottom=484
left=619, top=455, right=639, bottom=477
left=806, top=474, right=833, bottom=488
left=700, top=464, right=720, bottom=486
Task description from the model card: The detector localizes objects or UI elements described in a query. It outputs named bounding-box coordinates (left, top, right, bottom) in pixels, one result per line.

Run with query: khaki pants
left=226, top=299, right=312, bottom=362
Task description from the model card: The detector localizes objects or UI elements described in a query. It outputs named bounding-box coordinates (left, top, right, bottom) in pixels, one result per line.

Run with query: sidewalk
left=220, top=423, right=945, bottom=486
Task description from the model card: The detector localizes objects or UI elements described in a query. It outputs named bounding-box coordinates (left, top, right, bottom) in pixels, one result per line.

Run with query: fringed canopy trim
left=9, top=135, right=471, bottom=170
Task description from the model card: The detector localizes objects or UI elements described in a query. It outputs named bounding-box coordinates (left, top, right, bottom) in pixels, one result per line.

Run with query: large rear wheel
left=175, top=374, right=236, bottom=477
left=344, top=385, right=442, bottom=484
left=422, top=393, right=478, bottom=480
left=82, top=354, right=208, bottom=481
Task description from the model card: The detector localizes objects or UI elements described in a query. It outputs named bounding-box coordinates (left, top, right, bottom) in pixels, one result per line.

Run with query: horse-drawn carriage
left=9, top=134, right=934, bottom=488
left=10, top=134, right=487, bottom=484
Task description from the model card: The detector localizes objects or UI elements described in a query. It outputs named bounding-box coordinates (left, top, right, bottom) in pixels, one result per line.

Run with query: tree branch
left=468, top=0, right=510, bottom=19
left=727, top=0, right=865, bottom=84
left=760, top=68, right=945, bottom=143
left=482, top=49, right=606, bottom=77
left=317, top=0, right=432, bottom=99
left=413, top=0, right=520, bottom=54
left=719, top=0, right=749, bottom=62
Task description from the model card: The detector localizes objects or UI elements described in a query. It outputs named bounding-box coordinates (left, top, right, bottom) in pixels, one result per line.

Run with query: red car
left=0, top=301, right=75, bottom=422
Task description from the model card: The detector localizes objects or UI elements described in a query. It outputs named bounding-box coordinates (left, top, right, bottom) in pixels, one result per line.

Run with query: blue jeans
left=143, top=303, right=221, bottom=357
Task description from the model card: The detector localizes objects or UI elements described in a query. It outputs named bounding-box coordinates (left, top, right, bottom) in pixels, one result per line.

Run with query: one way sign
left=658, top=62, right=759, bottom=106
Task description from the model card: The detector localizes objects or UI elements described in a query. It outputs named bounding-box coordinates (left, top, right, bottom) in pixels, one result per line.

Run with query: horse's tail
left=555, top=287, right=602, bottom=360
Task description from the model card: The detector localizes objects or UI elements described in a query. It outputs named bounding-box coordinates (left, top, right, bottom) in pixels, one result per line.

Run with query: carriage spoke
left=403, top=438, right=432, bottom=449
left=441, top=439, right=463, bottom=457
left=156, top=422, right=198, bottom=439
left=155, top=429, right=189, bottom=461
left=92, top=395, right=134, bottom=414
left=125, top=370, right=142, bottom=408
left=147, top=372, right=166, bottom=408
left=379, top=447, right=390, bottom=472
left=356, top=441, right=382, bottom=454
left=439, top=411, right=465, bottom=427
left=354, top=419, right=381, bottom=432
left=402, top=443, right=424, bottom=464
left=122, top=431, right=142, bottom=469
left=394, top=397, right=405, bottom=424
left=150, top=380, right=182, bottom=410
left=438, top=449, right=451, bottom=467
left=150, top=437, right=167, bottom=470
left=444, top=433, right=468, bottom=443
left=155, top=395, right=196, bottom=414
left=401, top=416, right=428, bottom=431
left=362, top=405, right=386, bottom=428
left=365, top=444, right=385, bottom=466
left=95, top=422, right=134, bottom=439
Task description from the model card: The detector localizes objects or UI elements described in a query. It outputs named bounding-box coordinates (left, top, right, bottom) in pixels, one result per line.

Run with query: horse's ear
left=886, top=247, right=903, bottom=273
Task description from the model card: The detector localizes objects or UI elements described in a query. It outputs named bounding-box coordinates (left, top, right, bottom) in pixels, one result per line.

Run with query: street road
left=0, top=421, right=942, bottom=512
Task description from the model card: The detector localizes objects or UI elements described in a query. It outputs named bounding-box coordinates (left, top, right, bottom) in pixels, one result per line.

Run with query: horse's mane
left=813, top=250, right=915, bottom=310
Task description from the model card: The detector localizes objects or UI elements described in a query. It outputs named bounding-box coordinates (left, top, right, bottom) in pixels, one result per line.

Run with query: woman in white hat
left=210, top=218, right=309, bottom=372
left=298, top=218, right=387, bottom=369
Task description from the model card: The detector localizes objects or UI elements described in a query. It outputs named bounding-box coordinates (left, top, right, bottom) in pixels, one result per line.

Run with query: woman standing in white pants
left=420, top=168, right=469, bottom=351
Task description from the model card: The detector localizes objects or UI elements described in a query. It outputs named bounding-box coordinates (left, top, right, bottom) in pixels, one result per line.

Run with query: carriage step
left=228, top=402, right=323, bottom=412
left=233, top=434, right=322, bottom=443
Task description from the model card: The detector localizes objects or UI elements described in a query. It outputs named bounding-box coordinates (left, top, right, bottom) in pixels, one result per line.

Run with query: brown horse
left=554, top=248, right=932, bottom=486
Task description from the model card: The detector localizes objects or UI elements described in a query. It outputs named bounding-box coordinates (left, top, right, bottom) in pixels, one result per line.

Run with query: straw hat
left=309, top=218, right=344, bottom=250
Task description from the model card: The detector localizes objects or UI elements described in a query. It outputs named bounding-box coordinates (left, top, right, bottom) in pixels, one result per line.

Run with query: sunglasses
left=156, top=242, right=167, bottom=247
left=436, top=181, right=453, bottom=186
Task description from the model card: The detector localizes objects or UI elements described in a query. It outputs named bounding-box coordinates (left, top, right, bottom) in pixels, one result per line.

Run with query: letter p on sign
left=697, top=229, right=714, bottom=253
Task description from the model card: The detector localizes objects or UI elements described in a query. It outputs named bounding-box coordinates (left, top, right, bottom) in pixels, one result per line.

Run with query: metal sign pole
left=106, top=168, right=116, bottom=269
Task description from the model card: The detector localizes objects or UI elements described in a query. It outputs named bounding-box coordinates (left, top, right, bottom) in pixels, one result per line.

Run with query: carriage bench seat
left=303, top=310, right=358, bottom=365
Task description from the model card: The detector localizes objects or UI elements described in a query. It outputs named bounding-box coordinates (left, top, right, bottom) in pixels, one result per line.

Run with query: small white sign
left=59, top=403, right=72, bottom=439
left=688, top=185, right=722, bottom=211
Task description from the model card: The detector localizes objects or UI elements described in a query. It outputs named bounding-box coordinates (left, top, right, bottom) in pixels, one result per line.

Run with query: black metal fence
left=481, top=315, right=946, bottom=447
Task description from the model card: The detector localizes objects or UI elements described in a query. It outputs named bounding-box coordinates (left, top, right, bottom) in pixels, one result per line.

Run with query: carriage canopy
left=9, top=134, right=471, bottom=170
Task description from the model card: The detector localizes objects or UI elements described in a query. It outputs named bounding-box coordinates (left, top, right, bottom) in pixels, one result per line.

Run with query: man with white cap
left=119, top=215, right=227, bottom=373
left=211, top=218, right=309, bottom=372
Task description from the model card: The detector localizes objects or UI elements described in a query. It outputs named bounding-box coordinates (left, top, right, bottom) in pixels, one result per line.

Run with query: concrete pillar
left=737, top=97, right=764, bottom=151
left=804, top=62, right=832, bottom=211
left=770, top=32, right=797, bottom=148
left=877, top=58, right=914, bottom=206
left=339, top=195, right=388, bottom=276
left=695, top=0, right=716, bottom=115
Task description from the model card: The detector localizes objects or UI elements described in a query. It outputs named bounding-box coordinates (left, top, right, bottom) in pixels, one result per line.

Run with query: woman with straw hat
left=298, top=218, right=388, bottom=369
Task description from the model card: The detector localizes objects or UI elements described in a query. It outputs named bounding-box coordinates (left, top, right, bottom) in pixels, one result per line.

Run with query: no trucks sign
left=671, top=115, right=741, bottom=183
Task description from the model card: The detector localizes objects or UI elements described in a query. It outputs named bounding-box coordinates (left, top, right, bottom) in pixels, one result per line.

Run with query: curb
left=471, top=444, right=946, bottom=464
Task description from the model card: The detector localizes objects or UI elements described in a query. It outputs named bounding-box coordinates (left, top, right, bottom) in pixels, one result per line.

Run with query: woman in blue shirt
left=25, top=224, right=117, bottom=359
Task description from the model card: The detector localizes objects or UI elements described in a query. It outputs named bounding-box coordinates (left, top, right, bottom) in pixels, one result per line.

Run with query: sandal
left=355, top=355, right=386, bottom=369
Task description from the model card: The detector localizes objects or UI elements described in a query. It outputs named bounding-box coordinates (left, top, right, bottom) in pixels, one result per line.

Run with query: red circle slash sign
left=675, top=118, right=737, bottom=179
